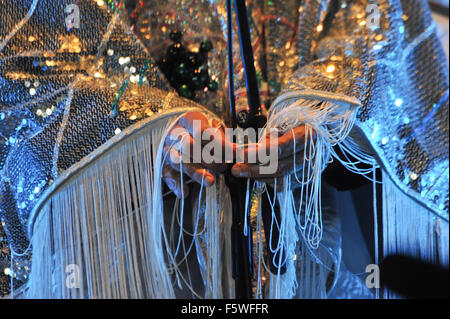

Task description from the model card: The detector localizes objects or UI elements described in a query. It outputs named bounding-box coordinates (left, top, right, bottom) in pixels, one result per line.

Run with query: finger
left=212, top=119, right=225, bottom=133
left=163, top=164, right=189, bottom=199
left=241, top=126, right=312, bottom=163
left=164, top=136, right=229, bottom=174
left=165, top=147, right=215, bottom=186
left=165, top=125, right=194, bottom=152
left=177, top=114, right=234, bottom=163
left=275, top=126, right=311, bottom=158
left=165, top=125, right=206, bottom=164
left=211, top=118, right=235, bottom=155
left=201, top=125, right=234, bottom=165
left=178, top=112, right=212, bottom=146
left=231, top=150, right=306, bottom=179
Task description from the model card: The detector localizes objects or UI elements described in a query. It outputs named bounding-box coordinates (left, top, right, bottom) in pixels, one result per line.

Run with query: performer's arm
left=232, top=0, right=391, bottom=180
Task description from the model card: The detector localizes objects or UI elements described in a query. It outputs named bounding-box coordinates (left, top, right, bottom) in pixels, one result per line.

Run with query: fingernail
left=204, top=174, right=215, bottom=186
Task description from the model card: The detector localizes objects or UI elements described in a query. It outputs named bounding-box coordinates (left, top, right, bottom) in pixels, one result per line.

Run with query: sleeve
left=277, top=0, right=384, bottom=106
left=0, top=0, right=216, bottom=253
left=268, top=0, right=406, bottom=161
left=264, top=1, right=396, bottom=292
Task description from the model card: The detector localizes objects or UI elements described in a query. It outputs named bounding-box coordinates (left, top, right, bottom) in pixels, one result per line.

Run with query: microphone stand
left=225, top=0, right=286, bottom=299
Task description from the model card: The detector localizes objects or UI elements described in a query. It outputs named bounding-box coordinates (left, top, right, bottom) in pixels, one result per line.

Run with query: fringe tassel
left=266, top=98, right=360, bottom=251
left=27, top=113, right=228, bottom=298
left=266, top=94, right=448, bottom=299
left=265, top=176, right=339, bottom=299
left=382, top=171, right=449, bottom=299
left=265, top=95, right=375, bottom=299
left=192, top=177, right=227, bottom=298
left=267, top=179, right=299, bottom=299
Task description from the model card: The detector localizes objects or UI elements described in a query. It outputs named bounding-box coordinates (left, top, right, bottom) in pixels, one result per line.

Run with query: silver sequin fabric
left=282, top=0, right=448, bottom=219
left=0, top=0, right=448, bottom=292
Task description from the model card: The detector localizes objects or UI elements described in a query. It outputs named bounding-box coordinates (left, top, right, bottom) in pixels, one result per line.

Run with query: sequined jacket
left=0, top=0, right=448, bottom=264
left=129, top=0, right=449, bottom=224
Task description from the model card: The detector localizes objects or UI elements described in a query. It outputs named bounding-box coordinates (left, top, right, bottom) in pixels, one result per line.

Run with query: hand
left=162, top=112, right=231, bottom=198
left=231, top=125, right=314, bottom=184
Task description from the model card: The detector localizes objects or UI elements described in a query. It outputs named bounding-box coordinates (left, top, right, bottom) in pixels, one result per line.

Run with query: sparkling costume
left=0, top=0, right=448, bottom=298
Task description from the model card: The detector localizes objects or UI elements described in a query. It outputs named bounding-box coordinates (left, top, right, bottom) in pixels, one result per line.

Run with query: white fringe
left=26, top=93, right=449, bottom=299
left=382, top=171, right=449, bottom=299
left=27, top=113, right=228, bottom=298
left=265, top=93, right=449, bottom=299
left=267, top=179, right=298, bottom=298
left=266, top=98, right=360, bottom=251
left=265, top=95, right=373, bottom=299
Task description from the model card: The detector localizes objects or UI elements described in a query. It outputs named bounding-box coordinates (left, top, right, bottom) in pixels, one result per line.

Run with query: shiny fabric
left=281, top=0, right=449, bottom=219
left=0, top=0, right=200, bottom=254
left=130, top=0, right=449, bottom=219
left=0, top=0, right=448, bottom=297
left=129, top=0, right=303, bottom=117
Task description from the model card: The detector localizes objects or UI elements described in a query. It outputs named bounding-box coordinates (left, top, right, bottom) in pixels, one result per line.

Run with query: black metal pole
left=226, top=0, right=237, bottom=130
left=233, top=0, right=286, bottom=275
left=234, top=0, right=261, bottom=117
left=225, top=0, right=286, bottom=299
left=225, top=0, right=253, bottom=299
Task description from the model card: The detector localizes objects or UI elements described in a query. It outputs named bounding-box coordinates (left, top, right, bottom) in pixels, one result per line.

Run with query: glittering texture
left=131, top=0, right=229, bottom=118
left=130, top=0, right=304, bottom=118
left=0, top=0, right=205, bottom=292
left=280, top=0, right=449, bottom=219
left=0, top=0, right=448, bottom=297
left=0, top=222, right=12, bottom=297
